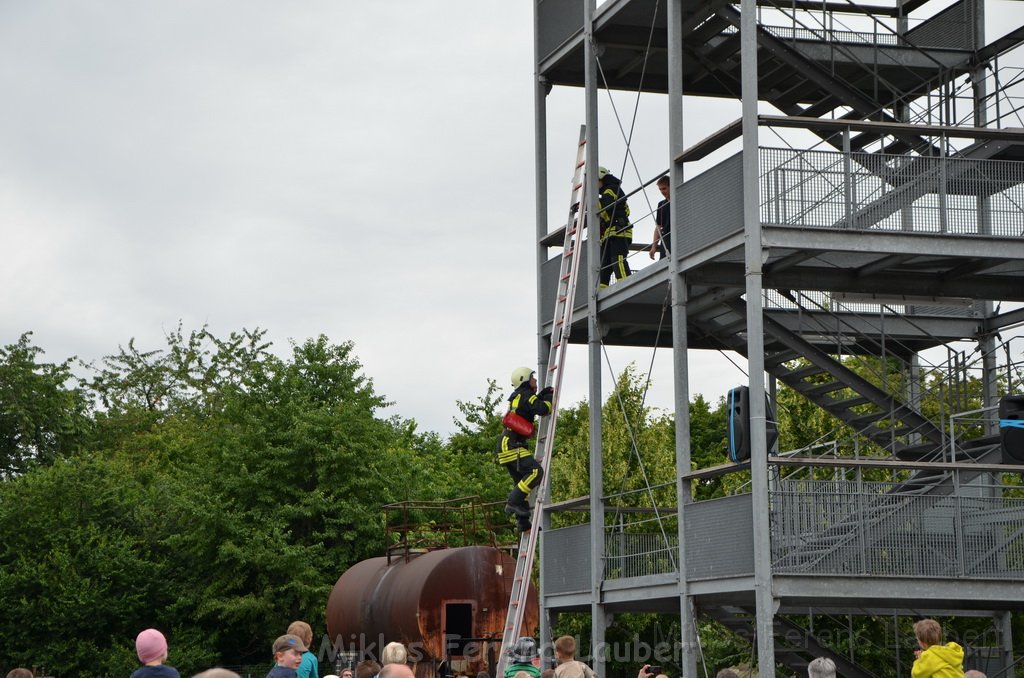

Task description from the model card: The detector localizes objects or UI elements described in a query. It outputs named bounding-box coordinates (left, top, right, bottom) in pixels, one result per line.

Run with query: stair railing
left=767, top=289, right=1023, bottom=458
left=753, top=0, right=952, bottom=115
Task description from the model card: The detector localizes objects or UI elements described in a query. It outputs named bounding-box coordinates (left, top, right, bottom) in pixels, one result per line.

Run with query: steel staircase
left=690, top=296, right=945, bottom=455
left=681, top=2, right=955, bottom=155
left=704, top=605, right=879, bottom=678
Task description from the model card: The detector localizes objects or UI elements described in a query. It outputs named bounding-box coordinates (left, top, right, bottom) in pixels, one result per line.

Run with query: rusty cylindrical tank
left=325, top=545, right=538, bottom=677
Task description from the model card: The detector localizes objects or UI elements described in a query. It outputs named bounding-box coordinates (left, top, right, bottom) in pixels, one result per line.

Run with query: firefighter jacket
left=496, top=383, right=553, bottom=464
left=598, top=173, right=632, bottom=243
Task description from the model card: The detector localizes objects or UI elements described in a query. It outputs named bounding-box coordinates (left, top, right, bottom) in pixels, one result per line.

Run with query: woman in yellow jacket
left=912, top=619, right=964, bottom=678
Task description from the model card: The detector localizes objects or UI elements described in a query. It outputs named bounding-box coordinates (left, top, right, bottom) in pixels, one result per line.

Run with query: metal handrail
left=754, top=0, right=954, bottom=118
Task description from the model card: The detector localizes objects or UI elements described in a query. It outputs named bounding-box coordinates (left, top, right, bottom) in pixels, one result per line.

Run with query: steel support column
left=584, top=0, right=607, bottom=672
left=540, top=505, right=554, bottom=667
left=739, top=0, right=776, bottom=673
left=971, top=1, right=999, bottom=436
left=1001, top=610, right=1015, bottom=673
left=535, top=10, right=553, bottom=661
left=535, top=49, right=551, bottom=383
left=667, top=1, right=697, bottom=675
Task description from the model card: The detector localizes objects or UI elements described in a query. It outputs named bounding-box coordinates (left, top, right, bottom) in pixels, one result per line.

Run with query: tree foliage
left=0, top=333, right=91, bottom=476
left=549, top=365, right=678, bottom=521
left=0, top=329, right=424, bottom=676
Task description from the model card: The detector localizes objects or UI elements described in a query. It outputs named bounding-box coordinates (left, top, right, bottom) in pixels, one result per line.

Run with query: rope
left=586, top=0, right=665, bottom=278
left=599, top=288, right=677, bottom=569
left=583, top=2, right=677, bottom=560
left=590, top=0, right=662, bottom=221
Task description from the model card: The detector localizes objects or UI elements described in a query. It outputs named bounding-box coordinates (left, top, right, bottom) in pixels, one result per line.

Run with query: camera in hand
left=647, top=667, right=662, bottom=676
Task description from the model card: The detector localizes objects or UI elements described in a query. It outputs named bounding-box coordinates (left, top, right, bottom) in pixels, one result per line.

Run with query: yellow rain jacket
left=911, top=642, right=964, bottom=678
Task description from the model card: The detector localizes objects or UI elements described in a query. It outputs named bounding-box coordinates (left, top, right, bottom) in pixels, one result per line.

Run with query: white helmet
left=510, top=366, right=535, bottom=387
left=597, top=166, right=609, bottom=179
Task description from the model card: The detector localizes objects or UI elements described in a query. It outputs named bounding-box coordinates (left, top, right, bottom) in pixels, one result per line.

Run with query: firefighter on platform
left=498, top=366, right=553, bottom=532
left=597, top=166, right=633, bottom=287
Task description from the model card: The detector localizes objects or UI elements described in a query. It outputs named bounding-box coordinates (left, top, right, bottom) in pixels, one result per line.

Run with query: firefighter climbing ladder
left=496, top=126, right=589, bottom=676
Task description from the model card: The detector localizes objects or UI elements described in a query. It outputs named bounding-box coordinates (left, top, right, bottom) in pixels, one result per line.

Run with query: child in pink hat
left=131, top=628, right=181, bottom=678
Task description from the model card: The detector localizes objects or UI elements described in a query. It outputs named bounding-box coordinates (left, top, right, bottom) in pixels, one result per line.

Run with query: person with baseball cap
left=267, top=634, right=307, bottom=678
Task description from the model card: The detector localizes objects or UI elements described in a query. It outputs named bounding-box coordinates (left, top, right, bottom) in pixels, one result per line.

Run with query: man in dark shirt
left=649, top=175, right=671, bottom=260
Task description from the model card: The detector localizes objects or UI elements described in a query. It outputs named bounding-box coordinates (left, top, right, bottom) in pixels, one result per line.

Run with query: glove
left=540, top=386, right=554, bottom=399
left=570, top=202, right=579, bottom=215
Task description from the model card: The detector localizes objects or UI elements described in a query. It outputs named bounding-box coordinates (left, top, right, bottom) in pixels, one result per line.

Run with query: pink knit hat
left=136, top=628, right=168, bottom=664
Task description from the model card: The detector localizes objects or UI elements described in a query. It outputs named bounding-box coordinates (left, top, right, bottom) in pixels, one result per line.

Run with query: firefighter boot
left=504, top=487, right=531, bottom=518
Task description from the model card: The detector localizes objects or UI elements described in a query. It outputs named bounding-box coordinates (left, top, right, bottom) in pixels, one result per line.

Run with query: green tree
left=443, top=378, right=509, bottom=501
left=0, top=450, right=201, bottom=676
left=163, top=334, right=403, bottom=662
left=0, top=332, right=91, bottom=476
left=550, top=365, right=677, bottom=519
left=0, top=329, right=415, bottom=675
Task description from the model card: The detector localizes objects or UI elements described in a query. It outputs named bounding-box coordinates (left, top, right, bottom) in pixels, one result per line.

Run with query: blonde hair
left=554, top=636, right=576, bottom=658
left=381, top=641, right=408, bottom=665
left=914, top=619, right=943, bottom=647
left=192, top=671, right=241, bottom=678
left=286, top=620, right=313, bottom=647
left=515, top=672, right=532, bottom=678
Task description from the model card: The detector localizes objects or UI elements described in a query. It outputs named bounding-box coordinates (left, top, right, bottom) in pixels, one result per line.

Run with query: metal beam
left=689, top=261, right=1024, bottom=302
left=855, top=254, right=914, bottom=278
left=677, top=114, right=1024, bottom=164
left=762, top=227, right=1024, bottom=260
left=768, top=455, right=1024, bottom=474
left=982, top=306, right=1024, bottom=333
left=773, top=576, right=1024, bottom=608
left=760, top=114, right=1024, bottom=142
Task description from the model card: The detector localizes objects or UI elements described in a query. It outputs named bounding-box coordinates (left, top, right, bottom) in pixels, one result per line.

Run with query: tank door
left=443, top=599, right=476, bottom=668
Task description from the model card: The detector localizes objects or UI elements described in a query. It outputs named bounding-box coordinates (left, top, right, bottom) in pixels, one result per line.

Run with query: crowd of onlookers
left=2, top=616, right=989, bottom=678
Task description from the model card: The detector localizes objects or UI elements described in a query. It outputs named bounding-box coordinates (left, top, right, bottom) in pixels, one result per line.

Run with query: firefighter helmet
left=511, top=366, right=535, bottom=388
left=508, top=636, right=538, bottom=662
left=598, top=166, right=609, bottom=179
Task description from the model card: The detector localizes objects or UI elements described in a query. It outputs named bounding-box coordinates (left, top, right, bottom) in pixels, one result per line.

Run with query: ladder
left=495, top=126, right=589, bottom=676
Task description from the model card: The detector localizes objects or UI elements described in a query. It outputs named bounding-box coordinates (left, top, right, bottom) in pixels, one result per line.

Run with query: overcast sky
left=2, top=2, right=1020, bottom=436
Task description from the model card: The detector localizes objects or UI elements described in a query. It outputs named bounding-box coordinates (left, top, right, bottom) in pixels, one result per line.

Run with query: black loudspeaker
left=1000, top=395, right=1024, bottom=463
left=727, top=385, right=779, bottom=463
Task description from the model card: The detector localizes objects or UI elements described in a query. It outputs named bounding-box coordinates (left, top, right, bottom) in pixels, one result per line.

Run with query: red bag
left=502, top=410, right=535, bottom=437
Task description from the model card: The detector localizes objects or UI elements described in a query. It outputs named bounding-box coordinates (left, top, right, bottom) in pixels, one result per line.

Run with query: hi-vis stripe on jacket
left=598, top=174, right=632, bottom=243
left=496, top=384, right=553, bottom=464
